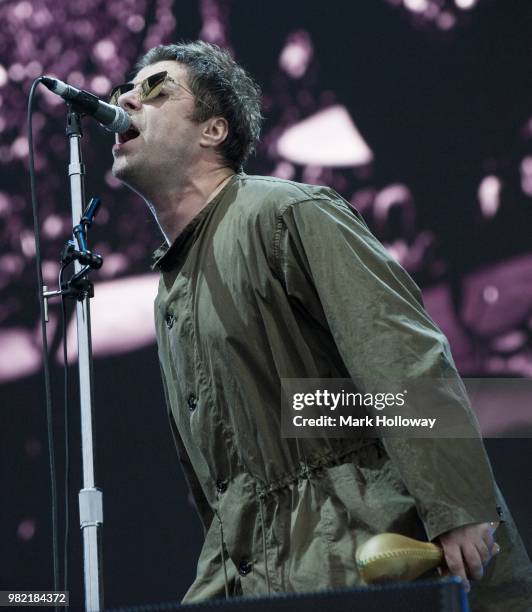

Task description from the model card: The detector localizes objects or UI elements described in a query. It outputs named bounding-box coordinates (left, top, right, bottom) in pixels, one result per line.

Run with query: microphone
left=41, top=76, right=131, bottom=134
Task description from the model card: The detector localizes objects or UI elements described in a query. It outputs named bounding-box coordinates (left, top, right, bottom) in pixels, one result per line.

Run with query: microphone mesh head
left=107, top=107, right=131, bottom=134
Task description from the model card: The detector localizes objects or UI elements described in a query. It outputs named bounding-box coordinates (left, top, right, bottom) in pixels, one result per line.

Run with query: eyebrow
left=127, top=73, right=165, bottom=87
left=135, top=74, right=177, bottom=89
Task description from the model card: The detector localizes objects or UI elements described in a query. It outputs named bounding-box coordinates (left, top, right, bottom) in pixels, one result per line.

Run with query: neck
left=144, top=164, right=236, bottom=245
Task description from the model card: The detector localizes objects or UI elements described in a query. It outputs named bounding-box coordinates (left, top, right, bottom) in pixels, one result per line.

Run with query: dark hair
left=134, top=41, right=263, bottom=172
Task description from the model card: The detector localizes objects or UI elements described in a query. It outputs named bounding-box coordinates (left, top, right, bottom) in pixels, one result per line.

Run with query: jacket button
left=216, top=479, right=228, bottom=493
left=165, top=313, right=175, bottom=329
left=238, top=560, right=252, bottom=576
left=496, top=505, right=504, bottom=519
left=187, top=394, right=198, bottom=411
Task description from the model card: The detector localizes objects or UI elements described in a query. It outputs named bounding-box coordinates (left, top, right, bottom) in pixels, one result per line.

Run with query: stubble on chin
left=111, top=155, right=135, bottom=191
left=112, top=152, right=137, bottom=182
left=112, top=155, right=154, bottom=199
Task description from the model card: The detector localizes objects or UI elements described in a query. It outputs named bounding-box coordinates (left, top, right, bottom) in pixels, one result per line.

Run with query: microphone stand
left=44, top=105, right=104, bottom=611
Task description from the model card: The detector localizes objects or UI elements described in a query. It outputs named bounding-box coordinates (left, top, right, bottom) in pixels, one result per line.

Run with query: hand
left=437, top=522, right=500, bottom=592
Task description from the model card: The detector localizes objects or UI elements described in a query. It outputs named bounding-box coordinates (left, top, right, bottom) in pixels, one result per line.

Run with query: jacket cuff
left=423, top=502, right=504, bottom=542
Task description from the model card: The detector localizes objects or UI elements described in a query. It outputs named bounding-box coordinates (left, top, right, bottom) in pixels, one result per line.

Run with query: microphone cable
left=27, top=76, right=61, bottom=604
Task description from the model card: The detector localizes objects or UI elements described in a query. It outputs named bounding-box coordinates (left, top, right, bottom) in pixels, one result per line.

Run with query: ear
left=199, top=117, right=229, bottom=149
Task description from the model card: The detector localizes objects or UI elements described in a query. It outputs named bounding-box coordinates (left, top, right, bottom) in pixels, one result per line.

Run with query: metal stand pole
left=66, top=107, right=104, bottom=612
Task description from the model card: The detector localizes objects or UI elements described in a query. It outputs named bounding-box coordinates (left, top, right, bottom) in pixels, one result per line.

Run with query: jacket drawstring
left=296, top=438, right=312, bottom=483
left=259, top=494, right=272, bottom=594
left=215, top=510, right=230, bottom=599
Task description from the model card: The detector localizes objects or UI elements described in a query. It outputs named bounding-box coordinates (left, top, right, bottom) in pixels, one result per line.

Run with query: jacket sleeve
left=276, top=193, right=501, bottom=541
left=159, top=362, right=214, bottom=533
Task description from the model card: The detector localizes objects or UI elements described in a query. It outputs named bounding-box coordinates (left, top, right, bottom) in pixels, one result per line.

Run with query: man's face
left=111, top=60, right=205, bottom=193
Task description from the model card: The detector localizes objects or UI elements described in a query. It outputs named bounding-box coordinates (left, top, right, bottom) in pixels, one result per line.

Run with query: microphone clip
left=56, top=196, right=104, bottom=302
left=68, top=196, right=103, bottom=268
left=61, top=240, right=103, bottom=271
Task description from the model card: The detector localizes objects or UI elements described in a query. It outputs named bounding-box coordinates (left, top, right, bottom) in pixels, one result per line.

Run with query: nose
left=117, top=88, right=142, bottom=112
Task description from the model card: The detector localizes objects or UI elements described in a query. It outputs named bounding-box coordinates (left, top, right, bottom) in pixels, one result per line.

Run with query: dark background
left=1, top=0, right=531, bottom=609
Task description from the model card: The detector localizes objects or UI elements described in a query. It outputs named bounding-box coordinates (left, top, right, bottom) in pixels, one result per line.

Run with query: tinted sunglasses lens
left=109, top=83, right=133, bottom=105
left=140, top=71, right=167, bottom=101
left=109, top=71, right=168, bottom=105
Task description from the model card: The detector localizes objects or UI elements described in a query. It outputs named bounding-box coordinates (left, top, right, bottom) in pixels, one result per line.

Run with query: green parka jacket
left=153, top=174, right=532, bottom=611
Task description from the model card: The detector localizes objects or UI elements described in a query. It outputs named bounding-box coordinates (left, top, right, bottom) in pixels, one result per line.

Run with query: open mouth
left=118, top=126, right=140, bottom=144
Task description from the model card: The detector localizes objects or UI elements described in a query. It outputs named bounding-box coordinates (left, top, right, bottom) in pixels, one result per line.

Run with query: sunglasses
left=108, top=70, right=201, bottom=107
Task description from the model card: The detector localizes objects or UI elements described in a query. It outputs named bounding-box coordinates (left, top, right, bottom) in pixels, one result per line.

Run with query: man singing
left=111, top=41, right=532, bottom=610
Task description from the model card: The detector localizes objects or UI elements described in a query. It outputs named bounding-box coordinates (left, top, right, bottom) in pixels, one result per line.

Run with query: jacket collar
left=151, top=174, right=241, bottom=271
